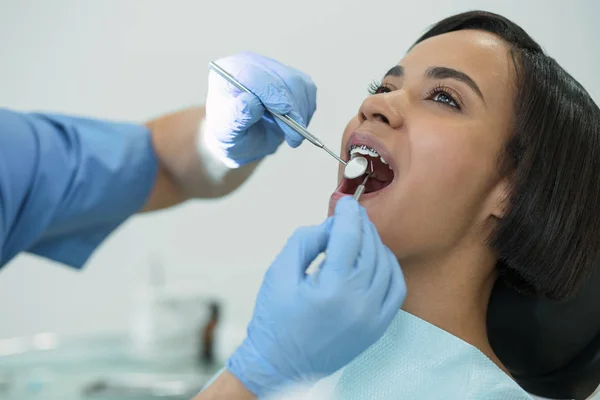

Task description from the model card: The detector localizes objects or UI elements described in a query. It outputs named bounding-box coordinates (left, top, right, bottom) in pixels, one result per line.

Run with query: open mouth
left=338, top=144, right=395, bottom=196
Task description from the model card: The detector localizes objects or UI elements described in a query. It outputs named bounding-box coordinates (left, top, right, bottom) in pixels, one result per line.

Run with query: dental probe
left=208, top=61, right=370, bottom=179
left=353, top=171, right=373, bottom=201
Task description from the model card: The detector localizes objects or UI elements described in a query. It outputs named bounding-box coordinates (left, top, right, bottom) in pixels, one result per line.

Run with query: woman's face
left=330, top=30, right=516, bottom=263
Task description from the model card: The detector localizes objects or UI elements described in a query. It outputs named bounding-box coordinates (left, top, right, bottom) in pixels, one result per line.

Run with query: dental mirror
left=344, top=156, right=369, bottom=179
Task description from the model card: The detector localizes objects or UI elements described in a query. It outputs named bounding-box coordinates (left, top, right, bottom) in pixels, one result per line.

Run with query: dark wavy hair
left=413, top=11, right=600, bottom=300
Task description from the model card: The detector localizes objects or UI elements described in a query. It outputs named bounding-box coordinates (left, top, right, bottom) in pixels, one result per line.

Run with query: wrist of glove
left=197, top=117, right=236, bottom=182
left=227, top=336, right=294, bottom=397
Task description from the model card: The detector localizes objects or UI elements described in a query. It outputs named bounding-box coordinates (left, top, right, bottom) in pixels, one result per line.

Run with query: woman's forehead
left=396, top=30, right=514, bottom=99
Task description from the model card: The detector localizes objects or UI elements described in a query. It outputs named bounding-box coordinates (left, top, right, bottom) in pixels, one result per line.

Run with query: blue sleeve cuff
left=29, top=221, right=130, bottom=269
left=25, top=117, right=158, bottom=269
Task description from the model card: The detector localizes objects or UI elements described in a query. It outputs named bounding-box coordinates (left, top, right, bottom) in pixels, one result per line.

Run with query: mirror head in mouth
left=339, top=144, right=394, bottom=195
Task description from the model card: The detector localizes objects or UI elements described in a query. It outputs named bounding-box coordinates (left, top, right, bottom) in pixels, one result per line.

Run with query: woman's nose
left=358, top=92, right=404, bottom=128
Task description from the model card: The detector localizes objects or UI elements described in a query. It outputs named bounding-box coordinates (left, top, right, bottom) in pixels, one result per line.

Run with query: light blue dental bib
left=206, top=310, right=532, bottom=399
left=306, top=309, right=532, bottom=399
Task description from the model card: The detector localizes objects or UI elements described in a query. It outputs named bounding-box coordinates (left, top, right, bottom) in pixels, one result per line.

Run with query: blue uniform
left=0, top=108, right=158, bottom=268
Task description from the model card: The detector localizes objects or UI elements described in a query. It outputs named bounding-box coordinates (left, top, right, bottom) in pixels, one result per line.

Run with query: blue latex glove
left=202, top=51, right=317, bottom=168
left=227, top=197, right=407, bottom=397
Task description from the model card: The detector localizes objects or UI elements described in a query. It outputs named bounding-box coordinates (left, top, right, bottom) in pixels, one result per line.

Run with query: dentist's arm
left=196, top=371, right=255, bottom=400
left=142, top=106, right=259, bottom=211
left=194, top=197, right=407, bottom=399
left=0, top=52, right=315, bottom=268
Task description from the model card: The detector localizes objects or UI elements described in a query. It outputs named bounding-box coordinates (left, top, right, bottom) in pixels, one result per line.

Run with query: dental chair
left=488, top=258, right=600, bottom=400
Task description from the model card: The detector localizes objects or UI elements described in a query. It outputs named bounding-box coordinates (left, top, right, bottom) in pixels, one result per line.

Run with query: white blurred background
left=0, top=0, right=598, bottom=382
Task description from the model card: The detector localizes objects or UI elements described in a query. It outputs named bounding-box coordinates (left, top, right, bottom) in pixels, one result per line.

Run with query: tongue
left=364, top=176, right=390, bottom=193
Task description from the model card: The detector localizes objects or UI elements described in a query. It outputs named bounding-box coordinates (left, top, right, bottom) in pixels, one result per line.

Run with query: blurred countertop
left=0, top=332, right=222, bottom=400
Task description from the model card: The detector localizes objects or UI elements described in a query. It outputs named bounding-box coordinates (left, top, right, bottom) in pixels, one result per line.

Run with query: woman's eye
left=432, top=91, right=458, bottom=108
left=368, top=81, right=392, bottom=95
left=427, top=86, right=462, bottom=110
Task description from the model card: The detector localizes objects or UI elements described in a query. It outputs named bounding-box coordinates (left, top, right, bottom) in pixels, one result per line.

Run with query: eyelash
left=368, top=80, right=392, bottom=95
left=368, top=81, right=463, bottom=110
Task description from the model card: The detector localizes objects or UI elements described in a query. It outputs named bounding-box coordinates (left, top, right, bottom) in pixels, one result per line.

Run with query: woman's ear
left=490, top=178, right=510, bottom=219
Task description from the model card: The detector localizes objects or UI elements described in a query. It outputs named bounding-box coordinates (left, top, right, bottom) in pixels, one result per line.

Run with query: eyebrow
left=384, top=65, right=404, bottom=77
left=383, top=65, right=485, bottom=102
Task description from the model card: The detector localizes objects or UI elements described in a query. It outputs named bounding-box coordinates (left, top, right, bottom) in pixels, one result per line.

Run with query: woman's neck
left=399, top=245, right=509, bottom=374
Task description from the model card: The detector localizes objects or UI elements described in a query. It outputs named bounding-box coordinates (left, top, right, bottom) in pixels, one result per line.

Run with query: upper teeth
left=349, top=144, right=391, bottom=168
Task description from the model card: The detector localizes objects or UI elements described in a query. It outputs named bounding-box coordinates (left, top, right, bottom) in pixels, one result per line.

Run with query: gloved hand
left=226, top=197, right=407, bottom=397
left=202, top=51, right=317, bottom=168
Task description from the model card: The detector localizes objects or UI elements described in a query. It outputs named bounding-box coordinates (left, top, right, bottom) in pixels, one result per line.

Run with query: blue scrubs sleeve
left=0, top=108, right=159, bottom=268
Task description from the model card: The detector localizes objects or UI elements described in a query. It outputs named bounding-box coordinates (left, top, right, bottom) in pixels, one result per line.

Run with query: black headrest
left=488, top=259, right=600, bottom=399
